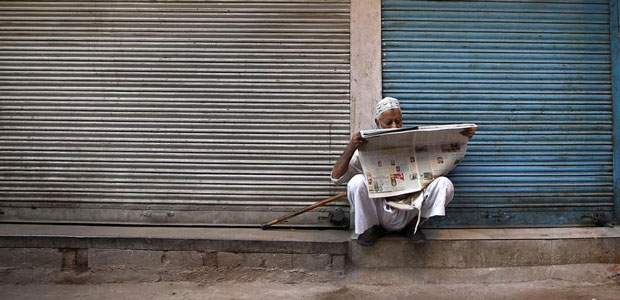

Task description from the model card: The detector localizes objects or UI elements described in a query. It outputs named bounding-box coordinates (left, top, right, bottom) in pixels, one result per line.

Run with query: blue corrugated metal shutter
left=382, top=0, right=614, bottom=226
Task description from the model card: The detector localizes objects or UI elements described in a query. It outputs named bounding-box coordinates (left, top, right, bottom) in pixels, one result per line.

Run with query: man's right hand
left=347, top=131, right=367, bottom=151
left=331, top=131, right=367, bottom=180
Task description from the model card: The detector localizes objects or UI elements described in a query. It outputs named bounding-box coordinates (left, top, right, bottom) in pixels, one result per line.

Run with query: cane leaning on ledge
left=260, top=192, right=347, bottom=229
left=330, top=97, right=476, bottom=246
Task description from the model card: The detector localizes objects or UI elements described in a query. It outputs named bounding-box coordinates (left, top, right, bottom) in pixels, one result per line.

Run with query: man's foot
left=356, top=225, right=386, bottom=246
left=403, top=222, right=426, bottom=244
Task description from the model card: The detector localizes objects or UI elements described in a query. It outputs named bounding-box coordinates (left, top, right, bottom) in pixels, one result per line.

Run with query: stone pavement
left=2, top=264, right=620, bottom=300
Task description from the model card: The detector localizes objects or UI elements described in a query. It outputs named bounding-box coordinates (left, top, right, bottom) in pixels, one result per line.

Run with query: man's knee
left=346, top=174, right=368, bottom=206
left=347, top=174, right=367, bottom=194
left=427, top=176, right=454, bottom=201
left=434, top=176, right=453, bottom=191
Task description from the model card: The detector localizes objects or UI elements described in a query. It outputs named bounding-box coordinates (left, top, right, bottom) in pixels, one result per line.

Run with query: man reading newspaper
left=331, top=97, right=476, bottom=246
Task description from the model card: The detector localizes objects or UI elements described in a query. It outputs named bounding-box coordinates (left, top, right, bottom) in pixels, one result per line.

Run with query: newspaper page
left=358, top=124, right=476, bottom=199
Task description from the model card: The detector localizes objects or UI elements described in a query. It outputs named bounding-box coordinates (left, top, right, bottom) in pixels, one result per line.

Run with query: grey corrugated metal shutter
left=382, top=0, right=613, bottom=226
left=0, top=0, right=350, bottom=226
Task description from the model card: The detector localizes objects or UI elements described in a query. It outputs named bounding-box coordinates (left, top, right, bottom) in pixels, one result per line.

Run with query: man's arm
left=331, top=131, right=366, bottom=179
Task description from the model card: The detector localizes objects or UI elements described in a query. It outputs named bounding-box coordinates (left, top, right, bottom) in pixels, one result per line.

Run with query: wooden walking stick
left=260, top=192, right=347, bottom=229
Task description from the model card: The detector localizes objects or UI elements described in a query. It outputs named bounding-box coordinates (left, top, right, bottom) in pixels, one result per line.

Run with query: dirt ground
left=2, top=281, right=620, bottom=300
left=2, top=264, right=620, bottom=300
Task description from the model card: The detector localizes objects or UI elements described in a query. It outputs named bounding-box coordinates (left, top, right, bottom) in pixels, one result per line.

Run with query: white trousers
left=346, top=174, right=454, bottom=234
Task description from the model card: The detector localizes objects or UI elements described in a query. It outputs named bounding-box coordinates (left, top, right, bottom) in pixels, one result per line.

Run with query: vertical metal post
left=611, top=0, right=620, bottom=222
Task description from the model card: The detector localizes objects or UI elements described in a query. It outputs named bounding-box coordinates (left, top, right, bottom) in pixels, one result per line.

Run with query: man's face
left=375, top=108, right=403, bottom=129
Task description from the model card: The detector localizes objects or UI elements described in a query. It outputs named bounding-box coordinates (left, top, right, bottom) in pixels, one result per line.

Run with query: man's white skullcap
left=375, top=96, right=401, bottom=119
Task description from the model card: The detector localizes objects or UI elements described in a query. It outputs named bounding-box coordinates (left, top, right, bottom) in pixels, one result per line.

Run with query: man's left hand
left=460, top=127, right=476, bottom=139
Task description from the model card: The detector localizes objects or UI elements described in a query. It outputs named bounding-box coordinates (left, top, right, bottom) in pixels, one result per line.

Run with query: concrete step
left=0, top=224, right=349, bottom=256
left=349, top=227, right=620, bottom=268
left=1, top=224, right=619, bottom=284
left=0, top=224, right=350, bottom=283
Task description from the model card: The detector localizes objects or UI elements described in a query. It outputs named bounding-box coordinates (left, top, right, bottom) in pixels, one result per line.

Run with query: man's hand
left=331, top=131, right=366, bottom=180
left=347, top=131, right=367, bottom=151
left=460, top=127, right=476, bottom=139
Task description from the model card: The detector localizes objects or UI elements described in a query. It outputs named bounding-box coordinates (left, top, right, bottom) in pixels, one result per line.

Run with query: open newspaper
left=358, top=124, right=476, bottom=199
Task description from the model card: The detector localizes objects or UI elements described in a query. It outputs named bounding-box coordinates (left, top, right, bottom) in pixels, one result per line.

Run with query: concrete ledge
left=2, top=225, right=620, bottom=283
left=345, top=263, right=620, bottom=285
left=349, top=227, right=620, bottom=268
left=0, top=224, right=349, bottom=255
left=0, top=224, right=350, bottom=283
left=420, top=227, right=620, bottom=240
